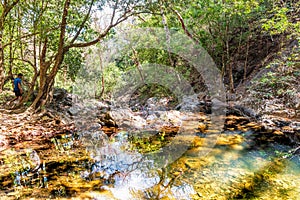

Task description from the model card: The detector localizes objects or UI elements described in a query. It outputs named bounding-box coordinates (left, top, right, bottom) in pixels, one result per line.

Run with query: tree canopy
left=0, top=0, right=299, bottom=111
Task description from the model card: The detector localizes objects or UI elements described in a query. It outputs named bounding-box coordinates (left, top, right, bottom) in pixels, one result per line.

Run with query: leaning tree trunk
left=27, top=0, right=70, bottom=113
left=28, top=44, right=65, bottom=112
left=29, top=75, right=55, bottom=111
left=0, top=40, right=5, bottom=92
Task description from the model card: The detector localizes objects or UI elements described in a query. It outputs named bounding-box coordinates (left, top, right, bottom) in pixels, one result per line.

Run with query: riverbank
left=0, top=99, right=299, bottom=199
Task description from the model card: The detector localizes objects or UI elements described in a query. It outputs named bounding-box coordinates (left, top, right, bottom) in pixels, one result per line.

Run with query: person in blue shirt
left=9, top=73, right=23, bottom=104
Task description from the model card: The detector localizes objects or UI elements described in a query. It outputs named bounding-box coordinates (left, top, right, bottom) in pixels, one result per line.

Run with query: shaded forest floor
left=0, top=110, right=75, bottom=152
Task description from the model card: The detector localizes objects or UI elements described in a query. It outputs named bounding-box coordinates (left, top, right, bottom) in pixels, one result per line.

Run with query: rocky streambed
left=0, top=89, right=299, bottom=199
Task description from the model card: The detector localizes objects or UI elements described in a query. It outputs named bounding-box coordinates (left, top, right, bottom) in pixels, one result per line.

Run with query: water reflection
left=80, top=130, right=193, bottom=199
left=1, top=116, right=299, bottom=199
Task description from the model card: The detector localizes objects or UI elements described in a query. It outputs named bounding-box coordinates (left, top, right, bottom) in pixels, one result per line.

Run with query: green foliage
left=63, top=49, right=84, bottom=82
left=129, top=83, right=179, bottom=108
left=256, top=70, right=297, bottom=98
left=248, top=47, right=299, bottom=107
left=135, top=0, right=266, bottom=76
left=1, top=0, right=298, bottom=104
left=180, top=0, right=263, bottom=52
left=261, top=7, right=290, bottom=35
left=1, top=0, right=97, bottom=92
left=261, top=1, right=300, bottom=36
left=73, top=45, right=124, bottom=98
left=1, top=0, right=147, bottom=103
left=101, top=63, right=124, bottom=97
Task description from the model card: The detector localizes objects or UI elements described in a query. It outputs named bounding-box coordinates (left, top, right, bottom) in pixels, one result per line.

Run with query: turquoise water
left=0, top=116, right=299, bottom=199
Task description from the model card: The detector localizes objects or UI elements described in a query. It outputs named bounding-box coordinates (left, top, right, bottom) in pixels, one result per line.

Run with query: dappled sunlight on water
left=0, top=116, right=299, bottom=199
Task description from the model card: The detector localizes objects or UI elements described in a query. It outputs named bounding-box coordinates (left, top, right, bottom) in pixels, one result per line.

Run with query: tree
left=170, top=0, right=264, bottom=92
left=136, top=0, right=267, bottom=92
left=0, top=0, right=151, bottom=112
left=0, top=0, right=20, bottom=92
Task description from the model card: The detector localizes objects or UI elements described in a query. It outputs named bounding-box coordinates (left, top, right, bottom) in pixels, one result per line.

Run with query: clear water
left=0, top=115, right=299, bottom=199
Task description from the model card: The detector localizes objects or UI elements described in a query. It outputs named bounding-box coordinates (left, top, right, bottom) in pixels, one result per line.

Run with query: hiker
left=9, top=73, right=23, bottom=104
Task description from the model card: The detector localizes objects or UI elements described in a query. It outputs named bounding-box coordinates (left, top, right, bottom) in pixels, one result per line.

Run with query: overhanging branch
left=67, top=11, right=146, bottom=49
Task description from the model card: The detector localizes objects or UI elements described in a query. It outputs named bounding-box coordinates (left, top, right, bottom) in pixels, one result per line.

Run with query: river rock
left=106, top=108, right=147, bottom=129
left=143, top=110, right=182, bottom=130
left=175, top=94, right=201, bottom=112
left=146, top=97, right=169, bottom=111
left=68, top=105, right=82, bottom=116
left=53, top=88, right=67, bottom=101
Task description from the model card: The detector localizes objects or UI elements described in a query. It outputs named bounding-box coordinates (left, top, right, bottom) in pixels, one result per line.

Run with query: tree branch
left=170, top=8, right=197, bottom=42
left=69, top=0, right=95, bottom=45
left=49, top=0, right=70, bottom=79
left=110, top=0, right=118, bottom=26
left=15, top=58, right=35, bottom=69
left=67, top=11, right=145, bottom=49
left=3, top=26, right=60, bottom=48
left=3, top=0, right=20, bottom=18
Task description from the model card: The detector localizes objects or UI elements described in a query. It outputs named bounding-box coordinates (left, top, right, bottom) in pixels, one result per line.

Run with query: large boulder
left=175, top=94, right=202, bottom=112
left=103, top=108, right=147, bottom=129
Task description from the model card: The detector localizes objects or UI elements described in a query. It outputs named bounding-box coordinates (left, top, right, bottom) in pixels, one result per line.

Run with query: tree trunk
left=131, top=47, right=145, bottom=84
left=0, top=40, right=5, bottom=92
left=21, top=70, right=38, bottom=104
left=0, top=0, right=20, bottom=91
left=27, top=0, right=70, bottom=112
left=98, top=48, right=105, bottom=98
left=24, top=0, right=137, bottom=112
left=228, top=62, right=234, bottom=93
left=160, top=6, right=174, bottom=67
left=244, top=38, right=250, bottom=82
left=225, top=22, right=234, bottom=93
left=0, top=11, right=5, bottom=92
left=29, top=75, right=55, bottom=111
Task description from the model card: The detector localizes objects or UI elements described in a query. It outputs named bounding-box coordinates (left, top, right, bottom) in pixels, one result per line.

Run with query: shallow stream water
left=0, top=115, right=299, bottom=199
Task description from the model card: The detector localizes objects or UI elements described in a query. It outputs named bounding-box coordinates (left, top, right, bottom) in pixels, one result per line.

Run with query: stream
left=0, top=112, right=299, bottom=199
